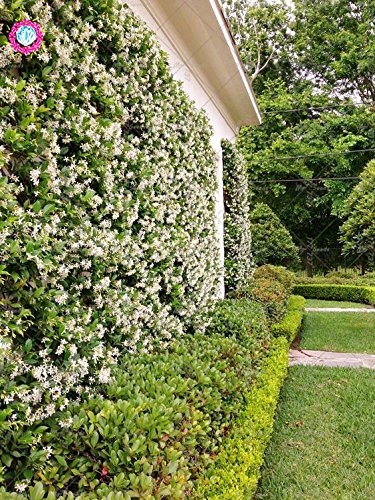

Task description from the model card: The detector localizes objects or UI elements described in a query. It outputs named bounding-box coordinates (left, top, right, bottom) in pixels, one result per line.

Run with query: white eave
left=126, top=0, right=262, bottom=134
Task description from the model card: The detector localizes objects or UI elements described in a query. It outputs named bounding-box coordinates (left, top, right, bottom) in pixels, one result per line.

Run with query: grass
left=306, top=299, right=373, bottom=309
left=256, top=366, right=375, bottom=500
left=300, top=311, right=375, bottom=354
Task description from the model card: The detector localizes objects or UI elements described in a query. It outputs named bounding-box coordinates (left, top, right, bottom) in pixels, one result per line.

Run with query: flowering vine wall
left=0, top=0, right=220, bottom=423
left=222, top=139, right=253, bottom=292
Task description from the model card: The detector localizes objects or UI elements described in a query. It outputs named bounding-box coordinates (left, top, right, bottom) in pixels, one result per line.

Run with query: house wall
left=126, top=0, right=244, bottom=298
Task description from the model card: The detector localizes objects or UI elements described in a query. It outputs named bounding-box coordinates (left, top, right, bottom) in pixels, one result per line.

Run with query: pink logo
left=9, top=20, right=44, bottom=55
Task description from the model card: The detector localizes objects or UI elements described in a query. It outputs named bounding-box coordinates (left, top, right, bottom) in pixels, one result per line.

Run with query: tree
left=224, top=0, right=375, bottom=272
left=250, top=202, right=300, bottom=267
left=294, top=0, right=375, bottom=102
left=223, top=0, right=294, bottom=91
left=340, top=160, right=375, bottom=269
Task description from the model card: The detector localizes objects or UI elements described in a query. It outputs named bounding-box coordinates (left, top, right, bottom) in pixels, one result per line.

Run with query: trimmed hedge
left=295, top=274, right=375, bottom=287
left=193, top=295, right=305, bottom=498
left=294, top=284, right=375, bottom=306
left=271, top=295, right=306, bottom=342
left=194, top=336, right=290, bottom=499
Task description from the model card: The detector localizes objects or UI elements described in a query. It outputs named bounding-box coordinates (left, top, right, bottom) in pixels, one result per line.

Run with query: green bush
left=227, top=265, right=294, bottom=323
left=1, top=301, right=271, bottom=497
left=250, top=278, right=288, bottom=323
left=294, top=284, right=375, bottom=306
left=205, top=299, right=270, bottom=352
left=271, top=295, right=306, bottom=342
left=295, top=274, right=375, bottom=287
left=0, top=0, right=220, bottom=423
left=287, top=294, right=307, bottom=311
left=222, top=141, right=253, bottom=292
left=254, top=265, right=295, bottom=294
left=250, top=203, right=300, bottom=268
left=194, top=336, right=290, bottom=499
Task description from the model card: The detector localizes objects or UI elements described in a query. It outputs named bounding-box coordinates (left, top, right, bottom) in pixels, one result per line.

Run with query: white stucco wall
left=126, top=1, right=248, bottom=298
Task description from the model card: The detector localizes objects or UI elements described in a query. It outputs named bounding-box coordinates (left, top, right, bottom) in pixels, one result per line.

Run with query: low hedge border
left=294, top=284, right=375, bottom=306
left=271, top=295, right=306, bottom=342
left=193, top=336, right=289, bottom=499
left=194, top=296, right=305, bottom=498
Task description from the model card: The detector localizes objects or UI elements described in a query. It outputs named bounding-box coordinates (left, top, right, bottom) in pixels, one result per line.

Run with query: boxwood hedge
left=294, top=284, right=375, bottom=306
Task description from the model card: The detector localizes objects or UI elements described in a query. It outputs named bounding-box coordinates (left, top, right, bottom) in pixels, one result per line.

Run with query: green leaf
left=55, top=455, right=68, bottom=468
left=25, top=339, right=33, bottom=353
left=90, top=431, right=99, bottom=448
left=32, top=200, right=42, bottom=213
left=16, top=80, right=26, bottom=92
left=29, top=481, right=45, bottom=500
left=42, top=67, right=53, bottom=78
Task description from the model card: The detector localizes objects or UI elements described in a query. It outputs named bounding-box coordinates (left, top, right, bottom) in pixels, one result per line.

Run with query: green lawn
left=256, top=366, right=375, bottom=500
left=300, top=311, right=375, bottom=353
left=306, top=299, right=373, bottom=309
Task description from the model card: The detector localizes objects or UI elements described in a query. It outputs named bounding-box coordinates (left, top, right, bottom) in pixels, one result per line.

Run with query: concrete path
left=290, top=349, right=375, bottom=369
left=305, top=307, right=375, bottom=313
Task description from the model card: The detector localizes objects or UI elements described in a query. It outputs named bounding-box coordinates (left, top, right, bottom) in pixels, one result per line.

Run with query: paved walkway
left=290, top=349, right=375, bottom=369
left=305, top=307, right=375, bottom=312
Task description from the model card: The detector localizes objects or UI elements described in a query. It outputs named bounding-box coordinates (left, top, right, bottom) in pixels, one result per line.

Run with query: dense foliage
left=250, top=203, right=300, bottom=267
left=222, top=140, right=253, bottom=292
left=271, top=295, right=306, bottom=342
left=0, top=304, right=271, bottom=498
left=227, top=265, right=296, bottom=323
left=195, top=336, right=290, bottom=500
left=294, top=283, right=375, bottom=306
left=340, top=160, right=375, bottom=260
left=0, top=0, right=220, bottom=425
left=224, top=0, right=375, bottom=273
left=295, top=272, right=375, bottom=287
left=195, top=293, right=306, bottom=499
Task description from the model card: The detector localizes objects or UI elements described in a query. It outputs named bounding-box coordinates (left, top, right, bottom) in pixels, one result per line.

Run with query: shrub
left=271, top=295, right=306, bottom=342
left=222, top=140, right=253, bottom=292
left=194, top=336, right=290, bottom=499
left=250, top=203, right=300, bottom=268
left=0, top=301, right=271, bottom=497
left=0, top=0, right=220, bottom=423
left=254, top=265, right=295, bottom=294
left=205, top=299, right=270, bottom=352
left=294, top=284, right=375, bottom=306
left=250, top=278, right=288, bottom=323
left=295, top=275, right=375, bottom=287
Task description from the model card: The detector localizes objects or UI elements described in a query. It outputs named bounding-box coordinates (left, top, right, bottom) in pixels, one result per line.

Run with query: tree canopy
left=340, top=160, right=375, bottom=258
left=224, top=0, right=375, bottom=272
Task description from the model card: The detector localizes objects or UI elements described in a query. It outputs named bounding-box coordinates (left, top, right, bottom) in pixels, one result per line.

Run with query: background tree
left=250, top=202, right=300, bottom=267
left=224, top=0, right=375, bottom=273
left=340, top=160, right=375, bottom=271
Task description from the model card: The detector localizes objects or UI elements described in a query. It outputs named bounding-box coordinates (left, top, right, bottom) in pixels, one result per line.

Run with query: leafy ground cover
left=301, top=312, right=375, bottom=354
left=257, top=366, right=375, bottom=500
left=306, top=299, right=373, bottom=309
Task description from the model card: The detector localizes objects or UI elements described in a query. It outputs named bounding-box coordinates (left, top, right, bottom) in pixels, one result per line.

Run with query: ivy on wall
left=0, top=0, right=220, bottom=423
left=222, top=139, right=253, bottom=291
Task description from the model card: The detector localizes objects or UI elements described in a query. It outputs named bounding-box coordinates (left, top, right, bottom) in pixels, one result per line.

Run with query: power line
left=262, top=103, right=375, bottom=114
left=254, top=147, right=375, bottom=162
left=249, top=176, right=360, bottom=184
